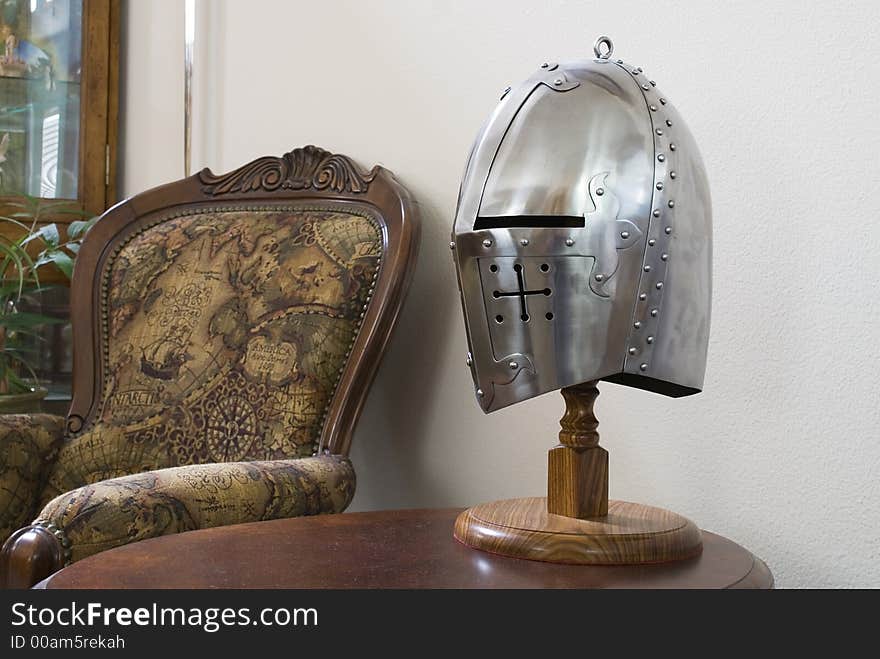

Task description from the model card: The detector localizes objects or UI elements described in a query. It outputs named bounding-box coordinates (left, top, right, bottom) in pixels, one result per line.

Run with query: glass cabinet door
left=0, top=0, right=117, bottom=214
left=0, top=0, right=83, bottom=199
left=0, top=0, right=118, bottom=414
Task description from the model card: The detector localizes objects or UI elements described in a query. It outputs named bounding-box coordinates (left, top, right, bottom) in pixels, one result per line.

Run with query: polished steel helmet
left=451, top=36, right=711, bottom=412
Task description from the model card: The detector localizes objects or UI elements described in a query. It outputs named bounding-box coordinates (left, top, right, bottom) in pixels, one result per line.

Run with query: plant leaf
left=67, top=216, right=98, bottom=240
left=5, top=368, right=38, bottom=394
left=0, top=282, right=55, bottom=299
left=0, top=311, right=66, bottom=329
left=0, top=216, right=33, bottom=232
left=22, top=222, right=61, bottom=248
left=35, top=249, right=74, bottom=279
left=2, top=331, right=48, bottom=343
left=0, top=243, right=29, bottom=300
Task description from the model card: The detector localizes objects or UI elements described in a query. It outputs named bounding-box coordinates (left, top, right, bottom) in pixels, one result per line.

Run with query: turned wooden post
left=547, top=380, right=608, bottom=518
left=0, top=525, right=66, bottom=589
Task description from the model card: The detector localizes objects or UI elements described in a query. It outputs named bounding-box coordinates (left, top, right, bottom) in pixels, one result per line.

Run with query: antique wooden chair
left=0, top=146, right=418, bottom=588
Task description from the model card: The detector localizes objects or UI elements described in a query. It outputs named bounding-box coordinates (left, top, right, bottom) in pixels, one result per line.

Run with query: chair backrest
left=65, top=146, right=418, bottom=469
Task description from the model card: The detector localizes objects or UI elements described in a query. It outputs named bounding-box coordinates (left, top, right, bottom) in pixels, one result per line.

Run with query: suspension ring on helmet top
left=593, top=35, right=613, bottom=59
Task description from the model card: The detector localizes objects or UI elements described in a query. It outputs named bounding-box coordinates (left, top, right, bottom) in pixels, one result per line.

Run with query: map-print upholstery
left=37, top=455, right=354, bottom=563
left=0, top=414, right=65, bottom=544
left=42, top=206, right=381, bottom=504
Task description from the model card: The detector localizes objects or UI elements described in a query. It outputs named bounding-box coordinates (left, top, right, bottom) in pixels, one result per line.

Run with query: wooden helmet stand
left=454, top=381, right=703, bottom=565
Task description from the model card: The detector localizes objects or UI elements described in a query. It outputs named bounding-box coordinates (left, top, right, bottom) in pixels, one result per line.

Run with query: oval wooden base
left=454, top=497, right=703, bottom=565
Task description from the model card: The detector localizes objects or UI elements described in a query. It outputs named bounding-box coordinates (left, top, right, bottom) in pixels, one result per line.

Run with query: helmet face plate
left=452, top=52, right=712, bottom=413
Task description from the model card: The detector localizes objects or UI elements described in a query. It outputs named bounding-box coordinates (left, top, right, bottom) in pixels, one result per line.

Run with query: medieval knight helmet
left=451, top=36, right=711, bottom=413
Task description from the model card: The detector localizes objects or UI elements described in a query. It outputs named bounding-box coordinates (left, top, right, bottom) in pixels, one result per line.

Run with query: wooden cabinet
left=0, top=0, right=119, bottom=408
left=0, top=0, right=119, bottom=222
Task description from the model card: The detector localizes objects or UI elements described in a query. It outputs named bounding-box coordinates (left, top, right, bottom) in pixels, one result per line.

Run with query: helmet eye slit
left=473, top=215, right=584, bottom=230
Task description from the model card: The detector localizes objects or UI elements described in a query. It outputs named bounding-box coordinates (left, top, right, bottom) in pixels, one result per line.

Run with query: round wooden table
left=37, top=508, right=773, bottom=589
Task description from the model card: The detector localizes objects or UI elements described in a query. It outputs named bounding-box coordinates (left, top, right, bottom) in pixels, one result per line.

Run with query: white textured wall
left=119, top=0, right=880, bottom=587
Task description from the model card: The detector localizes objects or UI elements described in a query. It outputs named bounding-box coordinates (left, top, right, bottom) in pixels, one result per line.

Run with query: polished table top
left=38, top=508, right=773, bottom=589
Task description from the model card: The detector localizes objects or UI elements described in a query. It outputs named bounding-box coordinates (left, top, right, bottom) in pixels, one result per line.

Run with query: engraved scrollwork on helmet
left=476, top=352, right=536, bottom=409
left=584, top=172, right=642, bottom=297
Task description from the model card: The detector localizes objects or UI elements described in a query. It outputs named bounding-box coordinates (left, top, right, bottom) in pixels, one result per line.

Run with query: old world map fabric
left=0, top=414, right=65, bottom=544
left=37, top=455, right=355, bottom=563
left=41, top=206, right=380, bottom=504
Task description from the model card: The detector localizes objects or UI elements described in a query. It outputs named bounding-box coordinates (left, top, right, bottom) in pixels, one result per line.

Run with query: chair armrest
left=1, top=454, right=354, bottom=588
left=0, top=414, right=66, bottom=545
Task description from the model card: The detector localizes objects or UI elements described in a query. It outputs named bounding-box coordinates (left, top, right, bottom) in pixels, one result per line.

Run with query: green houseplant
left=0, top=197, right=96, bottom=412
